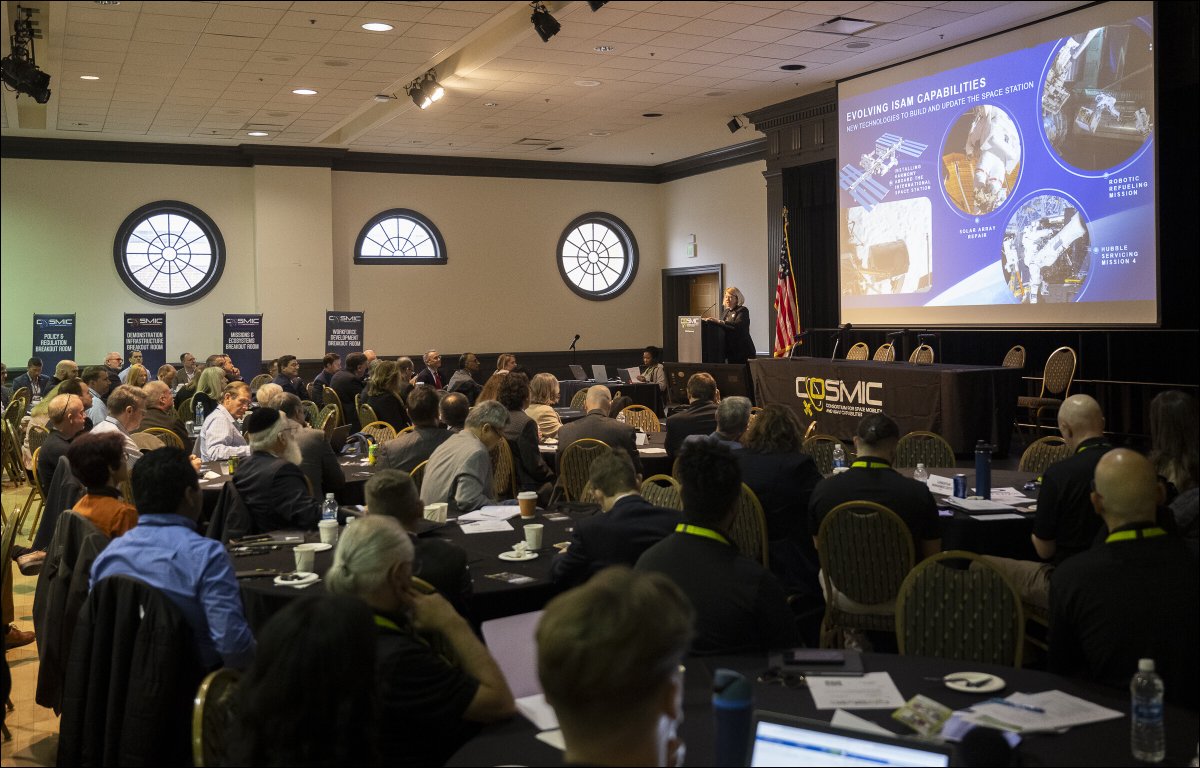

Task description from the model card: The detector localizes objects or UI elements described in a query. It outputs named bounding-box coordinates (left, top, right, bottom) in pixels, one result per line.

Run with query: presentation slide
left=837, top=1, right=1157, bottom=327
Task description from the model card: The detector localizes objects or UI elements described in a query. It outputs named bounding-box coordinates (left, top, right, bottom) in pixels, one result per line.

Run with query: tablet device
left=748, top=711, right=952, bottom=767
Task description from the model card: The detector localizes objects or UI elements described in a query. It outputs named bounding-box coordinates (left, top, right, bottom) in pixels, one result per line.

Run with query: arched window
left=355, top=208, right=447, bottom=265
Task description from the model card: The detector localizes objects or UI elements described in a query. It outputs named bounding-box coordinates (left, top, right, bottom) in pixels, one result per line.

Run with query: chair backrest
left=360, top=420, right=396, bottom=444
left=316, top=404, right=339, bottom=436
left=620, top=404, right=661, bottom=433
left=802, top=434, right=848, bottom=477
left=28, top=423, right=50, bottom=454
left=1, top=418, right=24, bottom=485
left=730, top=483, right=769, bottom=567
left=1002, top=345, right=1026, bottom=369
left=894, top=431, right=956, bottom=468
left=907, top=344, right=934, bottom=365
left=817, top=501, right=914, bottom=607
left=192, top=668, right=242, bottom=768
left=1018, top=435, right=1071, bottom=475
left=1039, top=346, right=1077, bottom=398
left=569, top=388, right=589, bottom=411
left=10, top=386, right=31, bottom=410
left=143, top=427, right=185, bottom=450
left=398, top=425, right=415, bottom=436
left=301, top=400, right=319, bottom=427
left=176, top=394, right=195, bottom=422
left=410, top=460, right=428, bottom=491
left=357, top=402, right=378, bottom=430
left=131, top=432, right=165, bottom=452
left=206, top=481, right=253, bottom=543
left=846, top=342, right=870, bottom=360
left=802, top=419, right=818, bottom=442
left=639, top=474, right=683, bottom=510
left=249, top=374, right=271, bottom=392
left=896, top=550, right=1024, bottom=667
left=322, top=386, right=344, bottom=425
left=873, top=343, right=895, bottom=362
left=559, top=438, right=610, bottom=501
left=32, top=455, right=85, bottom=551
left=491, top=439, right=518, bottom=499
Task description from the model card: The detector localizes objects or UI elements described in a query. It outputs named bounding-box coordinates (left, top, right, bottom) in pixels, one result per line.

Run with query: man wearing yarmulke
left=233, top=407, right=320, bottom=533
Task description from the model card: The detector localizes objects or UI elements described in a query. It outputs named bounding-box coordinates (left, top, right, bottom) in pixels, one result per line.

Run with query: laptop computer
left=747, top=711, right=952, bottom=767
left=568, top=364, right=590, bottom=381
left=327, top=424, right=351, bottom=454
left=591, top=364, right=610, bottom=383
left=617, top=366, right=641, bottom=383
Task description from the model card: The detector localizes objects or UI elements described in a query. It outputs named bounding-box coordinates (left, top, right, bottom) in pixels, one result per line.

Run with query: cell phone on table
left=784, top=649, right=845, bottom=665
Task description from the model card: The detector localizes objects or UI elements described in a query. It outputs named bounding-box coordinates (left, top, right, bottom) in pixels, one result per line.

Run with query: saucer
left=499, top=551, right=538, bottom=562
left=308, top=542, right=333, bottom=552
left=274, top=571, right=319, bottom=586
left=943, top=672, right=1005, bottom=693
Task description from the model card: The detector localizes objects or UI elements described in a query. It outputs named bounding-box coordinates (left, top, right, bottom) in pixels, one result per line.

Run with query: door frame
left=661, top=264, right=724, bottom=363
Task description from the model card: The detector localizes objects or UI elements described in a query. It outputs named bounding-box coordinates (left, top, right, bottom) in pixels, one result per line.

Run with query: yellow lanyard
left=675, top=524, right=730, bottom=546
left=1105, top=527, right=1166, bottom=544
left=850, top=459, right=891, bottom=470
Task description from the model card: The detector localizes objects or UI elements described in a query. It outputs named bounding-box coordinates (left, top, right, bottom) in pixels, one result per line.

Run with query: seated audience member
left=90, top=448, right=256, bottom=669
left=556, top=385, right=643, bottom=477
left=67, top=432, right=138, bottom=538
left=190, top=365, right=228, bottom=419
left=552, top=448, right=681, bottom=588
left=364, top=349, right=378, bottom=365
left=13, top=356, right=51, bottom=401
left=497, top=373, right=555, bottom=502
left=327, top=516, right=515, bottom=766
left=494, top=353, right=517, bottom=376
left=267, top=359, right=280, bottom=380
left=446, top=353, right=483, bottom=404
left=637, top=440, right=799, bottom=655
left=332, top=352, right=369, bottom=431
left=266, top=392, right=346, bottom=499
left=89, top=384, right=148, bottom=469
left=477, top=373, right=506, bottom=403
left=664, top=373, right=719, bottom=459
left=440, top=392, right=470, bottom=433
left=136, top=380, right=189, bottom=447
left=156, top=364, right=177, bottom=391
left=118, top=350, right=143, bottom=383
left=366, top=470, right=472, bottom=614
left=1050, top=449, right=1199, bottom=708
left=379, top=386, right=452, bottom=474
left=365, top=359, right=411, bottom=431
left=608, top=395, right=633, bottom=419
left=685, top=395, right=750, bottom=451
left=1149, top=390, right=1198, bottom=500
left=176, top=352, right=199, bottom=388
left=525, top=373, right=563, bottom=440
left=1, top=363, right=10, bottom=406
left=253, top=382, right=282, bottom=406
left=415, top=349, right=445, bottom=389
left=230, top=594, right=377, bottom=766
left=310, top=352, right=341, bottom=402
left=420, top=400, right=508, bottom=514
left=208, top=354, right=241, bottom=383
left=125, top=364, right=149, bottom=388
left=272, top=354, right=307, bottom=400
left=538, top=567, right=692, bottom=768
left=233, top=407, right=319, bottom=532
left=198, top=382, right=253, bottom=462
left=636, top=346, right=667, bottom=393
left=102, top=351, right=123, bottom=400
left=51, top=359, right=79, bottom=386
left=38, top=394, right=88, bottom=488
left=395, top=356, right=416, bottom=395
left=82, top=366, right=111, bottom=425
left=738, top=404, right=824, bottom=607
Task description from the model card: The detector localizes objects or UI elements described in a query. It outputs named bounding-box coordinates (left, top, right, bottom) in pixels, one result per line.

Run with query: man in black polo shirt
left=1049, top=449, right=1198, bottom=708
left=636, top=439, right=798, bottom=655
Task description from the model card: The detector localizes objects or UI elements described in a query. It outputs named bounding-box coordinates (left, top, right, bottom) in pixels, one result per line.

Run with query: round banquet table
left=539, top=430, right=672, bottom=478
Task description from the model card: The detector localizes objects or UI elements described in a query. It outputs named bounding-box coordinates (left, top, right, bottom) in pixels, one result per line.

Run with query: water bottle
left=913, top=462, right=929, bottom=484
left=832, top=443, right=846, bottom=470
left=321, top=493, right=338, bottom=522
left=194, top=400, right=204, bottom=436
left=1131, top=658, right=1166, bottom=763
left=712, top=669, right=753, bottom=767
left=974, top=440, right=992, bottom=500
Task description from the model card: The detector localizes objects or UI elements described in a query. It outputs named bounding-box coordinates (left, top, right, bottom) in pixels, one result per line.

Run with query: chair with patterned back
left=1017, top=346, right=1077, bottom=436
left=192, top=668, right=242, bottom=768
left=398, top=425, right=414, bottom=436
left=176, top=394, right=195, bottom=422
left=361, top=420, right=397, bottom=445
left=846, top=342, right=870, bottom=361
left=131, top=432, right=165, bottom=452
left=907, top=344, right=934, bottom=365
left=730, top=483, right=769, bottom=567
left=803, top=419, right=818, bottom=442
left=1018, top=436, right=1071, bottom=475
left=817, top=500, right=915, bottom=647
left=639, top=474, right=683, bottom=510
left=322, top=386, right=344, bottom=428
left=142, top=427, right=185, bottom=451
left=301, top=400, right=319, bottom=428
left=491, top=439, right=519, bottom=500
left=894, top=431, right=956, bottom=469
left=19, top=446, right=46, bottom=528
left=10, top=387, right=30, bottom=411
left=357, top=403, right=379, bottom=431
left=410, top=460, right=428, bottom=492
left=872, top=343, right=895, bottom=362
left=1002, top=345, right=1026, bottom=369
left=802, top=434, right=849, bottom=477
left=249, top=374, right=271, bottom=393
left=569, top=388, right=589, bottom=411
left=620, top=404, right=660, bottom=433
left=557, top=438, right=610, bottom=501
left=1, top=418, right=26, bottom=487
left=896, top=550, right=1024, bottom=667
left=316, top=404, right=339, bottom=437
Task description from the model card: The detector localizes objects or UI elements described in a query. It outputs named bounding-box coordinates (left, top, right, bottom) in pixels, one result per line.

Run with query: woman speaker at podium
left=704, top=286, right=756, bottom=364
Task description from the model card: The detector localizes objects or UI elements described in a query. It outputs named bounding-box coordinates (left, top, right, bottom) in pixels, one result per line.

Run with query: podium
left=677, top=315, right=727, bottom=363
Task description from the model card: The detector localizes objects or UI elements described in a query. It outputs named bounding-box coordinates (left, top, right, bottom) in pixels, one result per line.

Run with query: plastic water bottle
left=321, top=493, right=338, bottom=522
left=194, top=400, right=205, bottom=435
left=1131, top=658, right=1166, bottom=763
left=974, top=440, right=992, bottom=500
left=712, top=669, right=753, bottom=767
left=832, top=443, right=846, bottom=470
left=913, top=463, right=929, bottom=484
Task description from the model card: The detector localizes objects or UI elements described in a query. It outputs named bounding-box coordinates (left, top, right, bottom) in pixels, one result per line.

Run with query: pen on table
left=983, top=698, right=1045, bottom=714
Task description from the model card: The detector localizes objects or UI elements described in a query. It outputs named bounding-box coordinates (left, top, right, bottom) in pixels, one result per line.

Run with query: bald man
left=556, top=385, right=643, bottom=477
left=1049, top=450, right=1198, bottom=707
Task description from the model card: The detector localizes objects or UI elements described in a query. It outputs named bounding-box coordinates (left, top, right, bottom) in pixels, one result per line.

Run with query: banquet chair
left=27, top=423, right=50, bottom=455
left=206, top=481, right=252, bottom=544
left=143, top=428, right=185, bottom=450
left=803, top=419, right=818, bottom=442
left=1018, top=436, right=1070, bottom=475
left=249, top=374, right=271, bottom=393
left=491, top=439, right=519, bottom=500
left=817, top=501, right=914, bottom=648
left=176, top=395, right=195, bottom=422
left=1, top=419, right=26, bottom=488
left=410, top=460, right=428, bottom=492
left=357, top=403, right=379, bottom=431
left=1002, top=345, right=1026, bottom=369
left=896, top=550, right=1024, bottom=667
left=569, top=388, right=589, bottom=411
left=8, top=388, right=30, bottom=414
left=556, top=438, right=609, bottom=502
left=316, top=404, right=339, bottom=436
left=360, top=421, right=396, bottom=445
left=730, top=484, right=769, bottom=568
left=322, top=386, right=344, bottom=428
left=907, top=344, right=934, bottom=365
left=398, top=425, right=414, bottom=436
left=802, top=434, right=850, bottom=477
left=131, top=432, right=165, bottom=452
left=846, top=342, right=870, bottom=360
left=31, top=456, right=84, bottom=550
left=872, top=343, right=895, bottom=362
left=192, top=668, right=241, bottom=768
left=300, top=400, right=319, bottom=428
left=620, top=404, right=660, bottom=433
left=894, top=431, right=956, bottom=468
left=19, top=446, right=46, bottom=530
left=639, top=474, right=683, bottom=511
left=1017, top=346, right=1076, bottom=437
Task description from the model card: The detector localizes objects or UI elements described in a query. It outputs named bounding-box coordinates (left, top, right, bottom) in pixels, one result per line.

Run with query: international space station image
left=839, top=133, right=929, bottom=211
left=1002, top=194, right=1091, bottom=303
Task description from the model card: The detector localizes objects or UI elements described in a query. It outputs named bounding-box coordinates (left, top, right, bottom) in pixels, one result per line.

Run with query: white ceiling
left=1, top=0, right=1084, bottom=165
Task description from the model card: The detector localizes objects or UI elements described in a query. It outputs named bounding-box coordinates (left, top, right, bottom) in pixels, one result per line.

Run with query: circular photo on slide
left=1000, top=193, right=1090, bottom=304
left=1039, top=21, right=1154, bottom=172
left=941, top=104, right=1021, bottom=216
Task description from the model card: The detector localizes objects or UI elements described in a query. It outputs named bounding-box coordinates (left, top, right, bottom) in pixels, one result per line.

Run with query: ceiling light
left=574, top=79, right=601, bottom=87
left=292, top=88, right=317, bottom=95
left=530, top=3, right=560, bottom=43
left=80, top=75, right=100, bottom=80
left=780, top=64, right=807, bottom=71
left=406, top=70, right=444, bottom=110
left=845, top=40, right=871, bottom=50
left=247, top=131, right=269, bottom=137
left=594, top=45, right=615, bottom=53
left=361, top=22, right=393, bottom=32
left=642, top=113, right=663, bottom=118
left=374, top=93, right=397, bottom=103
left=1, top=6, right=51, bottom=103
left=818, top=16, right=877, bottom=35
left=484, top=101, right=498, bottom=107
left=409, top=80, right=430, bottom=109
left=588, top=130, right=611, bottom=137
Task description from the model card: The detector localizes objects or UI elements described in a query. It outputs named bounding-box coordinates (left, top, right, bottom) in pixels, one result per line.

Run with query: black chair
left=206, top=480, right=252, bottom=545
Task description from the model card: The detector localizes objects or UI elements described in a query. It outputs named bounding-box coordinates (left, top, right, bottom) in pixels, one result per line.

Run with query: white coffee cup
left=294, top=542, right=320, bottom=572
left=524, top=523, right=544, bottom=550
left=318, top=519, right=339, bottom=545
left=635, top=430, right=647, bottom=446
left=517, top=491, right=538, bottom=518
left=423, top=502, right=448, bottom=523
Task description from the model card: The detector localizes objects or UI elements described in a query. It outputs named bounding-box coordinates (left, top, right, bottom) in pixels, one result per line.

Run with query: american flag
left=773, top=210, right=801, bottom=357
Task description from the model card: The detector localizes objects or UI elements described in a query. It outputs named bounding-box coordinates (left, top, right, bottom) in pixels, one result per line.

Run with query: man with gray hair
left=38, top=393, right=88, bottom=488
left=556, top=384, right=643, bottom=477
left=415, top=349, right=445, bottom=389
left=686, top=395, right=750, bottom=452
left=136, top=380, right=189, bottom=448
left=327, top=515, right=515, bottom=764
left=90, top=383, right=148, bottom=469
left=420, top=400, right=508, bottom=514
left=51, top=359, right=79, bottom=386
left=266, top=392, right=345, bottom=499
left=232, top=407, right=319, bottom=532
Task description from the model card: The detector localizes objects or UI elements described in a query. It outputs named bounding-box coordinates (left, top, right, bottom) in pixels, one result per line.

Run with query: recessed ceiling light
left=574, top=79, right=601, bottom=87
left=292, top=88, right=318, bottom=95
left=594, top=45, right=615, bottom=53
left=780, top=64, right=807, bottom=71
left=547, top=146, right=565, bottom=151
left=484, top=102, right=498, bottom=107
left=362, top=22, right=393, bottom=32
left=247, top=131, right=269, bottom=137
left=588, top=130, right=611, bottom=137
left=80, top=75, right=100, bottom=80
left=642, top=112, right=664, bottom=118
left=845, top=40, right=871, bottom=49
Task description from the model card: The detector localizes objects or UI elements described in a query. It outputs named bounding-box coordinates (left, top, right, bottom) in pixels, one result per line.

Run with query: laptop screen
left=568, top=364, right=589, bottom=381
left=748, top=713, right=951, bottom=768
left=591, top=364, right=608, bottom=382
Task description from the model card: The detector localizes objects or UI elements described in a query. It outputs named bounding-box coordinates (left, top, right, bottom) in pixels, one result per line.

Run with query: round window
left=113, top=201, right=225, bottom=305
left=556, top=212, right=638, bottom=300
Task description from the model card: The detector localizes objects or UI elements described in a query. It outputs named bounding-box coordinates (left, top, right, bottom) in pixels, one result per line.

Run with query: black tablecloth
left=558, top=380, right=665, bottom=415
left=930, top=468, right=1039, bottom=561
left=199, top=454, right=380, bottom=518
left=539, top=430, right=672, bottom=478
left=750, top=357, right=1023, bottom=456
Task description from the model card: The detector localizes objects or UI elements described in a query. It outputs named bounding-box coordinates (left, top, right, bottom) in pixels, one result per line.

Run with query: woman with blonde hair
left=191, top=365, right=227, bottom=420
left=525, top=373, right=562, bottom=440
left=125, top=364, right=149, bottom=388
left=703, top=286, right=756, bottom=363
left=365, top=359, right=410, bottom=431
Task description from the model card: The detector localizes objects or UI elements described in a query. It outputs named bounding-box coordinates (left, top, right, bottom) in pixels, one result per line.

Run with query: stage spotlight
left=587, top=1, right=608, bottom=10
left=424, top=73, right=444, bottom=104
left=407, top=70, right=445, bottom=110
left=727, top=116, right=747, bottom=134
left=530, top=3, right=560, bottom=43
left=1, top=6, right=51, bottom=104
left=408, top=79, right=430, bottom=109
